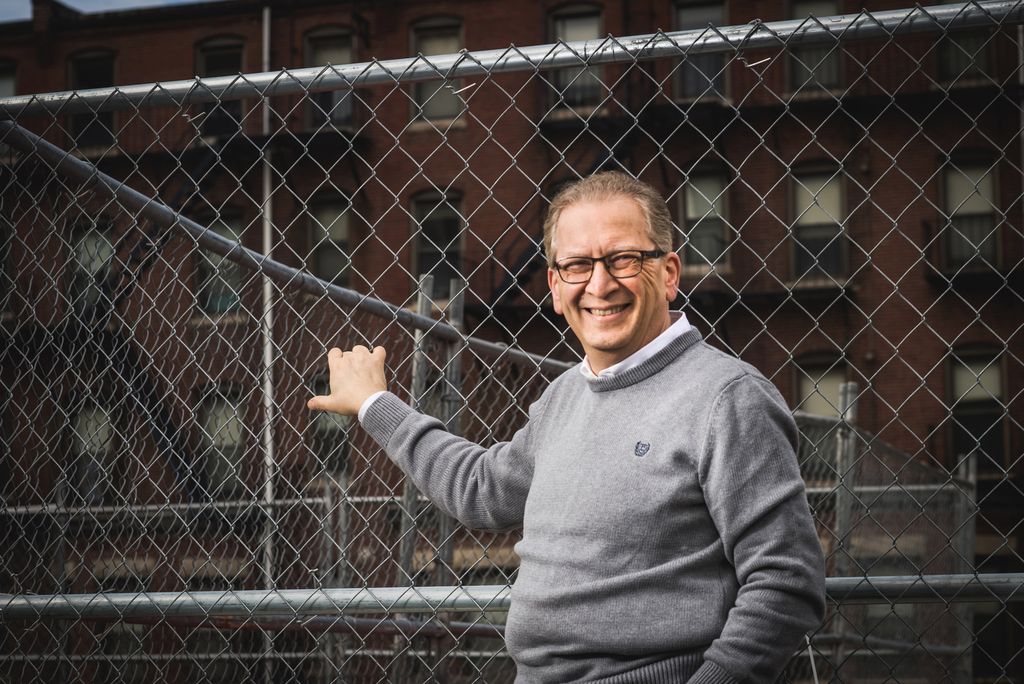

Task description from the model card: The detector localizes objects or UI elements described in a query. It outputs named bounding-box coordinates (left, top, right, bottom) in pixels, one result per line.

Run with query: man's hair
left=543, top=171, right=674, bottom=265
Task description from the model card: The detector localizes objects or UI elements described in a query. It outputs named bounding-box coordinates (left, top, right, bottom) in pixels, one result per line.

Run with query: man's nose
left=585, top=259, right=620, bottom=297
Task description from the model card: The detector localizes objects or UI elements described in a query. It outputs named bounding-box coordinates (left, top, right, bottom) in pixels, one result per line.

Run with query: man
left=308, top=171, right=825, bottom=683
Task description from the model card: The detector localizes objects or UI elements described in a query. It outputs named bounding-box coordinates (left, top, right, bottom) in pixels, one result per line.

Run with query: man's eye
left=608, top=253, right=641, bottom=269
left=561, top=259, right=592, bottom=273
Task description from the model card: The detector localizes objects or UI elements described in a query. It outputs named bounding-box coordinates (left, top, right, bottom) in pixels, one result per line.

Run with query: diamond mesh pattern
left=1, top=3, right=1022, bottom=682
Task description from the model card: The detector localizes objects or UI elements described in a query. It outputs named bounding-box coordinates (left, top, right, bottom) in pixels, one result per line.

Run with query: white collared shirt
left=580, top=311, right=691, bottom=379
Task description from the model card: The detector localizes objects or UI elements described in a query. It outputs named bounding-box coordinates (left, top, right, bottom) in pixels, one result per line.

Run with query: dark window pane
left=414, top=198, right=462, bottom=298
left=70, top=54, right=115, bottom=146
left=939, top=30, right=990, bottom=82
left=200, top=45, right=243, bottom=135
left=795, top=223, right=844, bottom=279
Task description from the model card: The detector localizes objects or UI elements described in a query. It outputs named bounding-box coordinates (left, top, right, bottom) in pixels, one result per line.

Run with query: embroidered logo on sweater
left=634, top=441, right=651, bottom=457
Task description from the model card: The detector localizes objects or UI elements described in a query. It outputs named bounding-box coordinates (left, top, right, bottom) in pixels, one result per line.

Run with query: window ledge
left=542, top=104, right=607, bottom=123
left=406, top=117, right=467, bottom=133
left=673, top=95, right=732, bottom=107
left=784, top=276, right=852, bottom=295
left=785, top=87, right=844, bottom=102
left=931, top=77, right=995, bottom=90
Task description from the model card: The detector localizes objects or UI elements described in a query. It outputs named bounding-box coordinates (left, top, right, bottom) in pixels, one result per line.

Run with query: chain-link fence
left=1, top=1, right=1023, bottom=682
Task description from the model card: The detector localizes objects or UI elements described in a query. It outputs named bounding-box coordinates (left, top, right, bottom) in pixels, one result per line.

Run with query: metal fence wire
left=1, top=1, right=1023, bottom=682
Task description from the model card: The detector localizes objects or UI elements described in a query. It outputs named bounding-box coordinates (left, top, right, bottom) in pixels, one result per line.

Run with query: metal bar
left=0, top=585, right=512, bottom=620
left=0, top=120, right=574, bottom=374
left=400, top=275, right=433, bottom=580
left=1, top=3, right=1020, bottom=116
left=3, top=574, right=1022, bottom=621
left=0, top=495, right=433, bottom=518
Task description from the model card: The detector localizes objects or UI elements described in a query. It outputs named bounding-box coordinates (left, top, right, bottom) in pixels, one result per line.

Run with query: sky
left=0, top=0, right=225, bottom=24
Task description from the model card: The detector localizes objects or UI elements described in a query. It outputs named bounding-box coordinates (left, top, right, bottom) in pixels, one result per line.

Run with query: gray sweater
left=363, top=328, right=825, bottom=683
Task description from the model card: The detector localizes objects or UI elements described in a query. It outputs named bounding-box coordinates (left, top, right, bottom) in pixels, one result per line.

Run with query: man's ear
left=663, top=250, right=681, bottom=302
left=547, top=267, right=564, bottom=315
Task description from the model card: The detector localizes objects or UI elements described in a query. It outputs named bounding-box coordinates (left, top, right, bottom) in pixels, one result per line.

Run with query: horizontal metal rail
left=0, top=120, right=574, bottom=374
left=0, top=2, right=1018, bottom=116
left=2, top=574, right=1022, bottom=621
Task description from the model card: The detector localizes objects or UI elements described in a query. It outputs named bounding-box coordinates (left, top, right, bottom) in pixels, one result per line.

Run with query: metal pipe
left=0, top=494, right=430, bottom=518
left=3, top=574, right=1023, bottom=621
left=1, top=3, right=1019, bottom=117
left=0, top=584, right=512, bottom=619
left=0, top=120, right=573, bottom=374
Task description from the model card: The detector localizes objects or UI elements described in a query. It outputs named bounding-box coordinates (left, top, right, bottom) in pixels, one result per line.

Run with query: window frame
left=195, top=36, right=245, bottom=136
left=674, top=1, right=728, bottom=101
left=790, top=167, right=847, bottom=283
left=948, top=348, right=1007, bottom=482
left=195, top=212, right=244, bottom=316
left=0, top=60, right=15, bottom=158
left=939, top=159, right=1000, bottom=273
left=68, top=397, right=123, bottom=506
left=304, top=26, right=356, bottom=130
left=410, top=17, right=465, bottom=124
left=197, top=386, right=248, bottom=499
left=679, top=170, right=731, bottom=274
left=307, top=195, right=354, bottom=288
left=548, top=4, right=605, bottom=111
left=67, top=49, right=116, bottom=148
left=68, top=217, right=115, bottom=318
left=411, top=192, right=465, bottom=300
left=793, top=354, right=849, bottom=417
left=788, top=0, right=842, bottom=94
left=937, top=27, right=994, bottom=84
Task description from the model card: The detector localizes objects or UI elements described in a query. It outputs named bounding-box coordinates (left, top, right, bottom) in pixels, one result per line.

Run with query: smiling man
left=309, top=171, right=825, bottom=684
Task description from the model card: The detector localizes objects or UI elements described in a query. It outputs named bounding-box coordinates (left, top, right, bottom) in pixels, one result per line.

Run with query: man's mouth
left=585, top=304, right=628, bottom=317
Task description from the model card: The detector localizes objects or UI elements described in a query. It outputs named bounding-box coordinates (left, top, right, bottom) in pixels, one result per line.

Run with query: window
left=308, top=199, right=352, bottom=287
left=795, top=359, right=847, bottom=416
left=938, top=29, right=990, bottom=83
left=682, top=173, right=728, bottom=270
left=412, top=194, right=463, bottom=299
left=950, top=352, right=1005, bottom=483
left=196, top=215, right=242, bottom=314
left=790, top=0, right=840, bottom=91
left=306, top=29, right=354, bottom=128
left=70, top=220, right=114, bottom=316
left=942, top=163, right=997, bottom=272
left=199, top=389, right=245, bottom=498
left=71, top=401, right=117, bottom=505
left=676, top=2, right=726, bottom=99
left=551, top=8, right=604, bottom=109
left=308, top=377, right=351, bottom=474
left=197, top=39, right=243, bottom=135
left=412, top=20, right=464, bottom=121
left=792, top=171, right=845, bottom=281
left=69, top=52, right=115, bottom=147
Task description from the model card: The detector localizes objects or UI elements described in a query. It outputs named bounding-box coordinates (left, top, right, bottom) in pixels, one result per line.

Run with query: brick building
left=1, top=0, right=1021, bottom=682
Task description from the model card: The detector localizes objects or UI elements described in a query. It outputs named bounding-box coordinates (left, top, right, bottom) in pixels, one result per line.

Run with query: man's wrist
left=358, top=391, right=388, bottom=424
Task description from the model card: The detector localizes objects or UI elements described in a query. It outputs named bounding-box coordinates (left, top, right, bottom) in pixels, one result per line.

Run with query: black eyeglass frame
left=551, top=249, right=667, bottom=284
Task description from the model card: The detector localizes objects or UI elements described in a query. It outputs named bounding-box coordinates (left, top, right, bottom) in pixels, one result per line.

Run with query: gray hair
left=543, top=171, right=674, bottom=264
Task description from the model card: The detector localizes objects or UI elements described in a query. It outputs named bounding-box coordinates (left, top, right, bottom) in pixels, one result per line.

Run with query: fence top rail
left=2, top=574, right=1022, bottom=621
left=1, top=1, right=1019, bottom=117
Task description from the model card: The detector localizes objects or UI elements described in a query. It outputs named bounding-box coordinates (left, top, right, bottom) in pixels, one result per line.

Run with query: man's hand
left=307, top=345, right=387, bottom=416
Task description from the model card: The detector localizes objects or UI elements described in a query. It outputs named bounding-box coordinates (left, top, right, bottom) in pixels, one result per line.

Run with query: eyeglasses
left=552, top=249, right=666, bottom=284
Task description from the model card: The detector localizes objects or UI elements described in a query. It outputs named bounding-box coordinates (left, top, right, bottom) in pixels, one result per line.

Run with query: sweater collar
left=583, top=325, right=704, bottom=392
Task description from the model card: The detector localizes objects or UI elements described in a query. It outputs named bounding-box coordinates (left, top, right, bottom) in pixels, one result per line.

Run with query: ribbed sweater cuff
left=362, top=391, right=414, bottom=448
left=686, top=660, right=741, bottom=684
